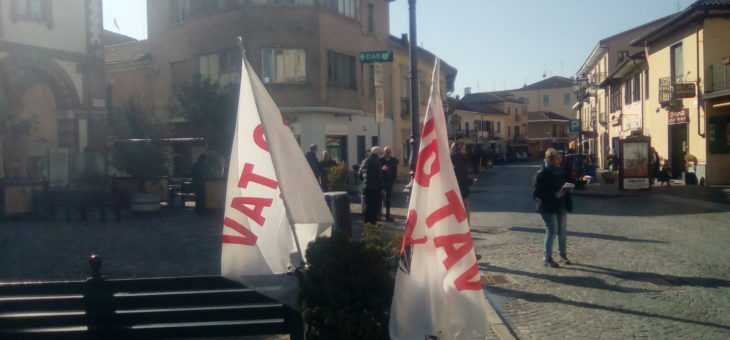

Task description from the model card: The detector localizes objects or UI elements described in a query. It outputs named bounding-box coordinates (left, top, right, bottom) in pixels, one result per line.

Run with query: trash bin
left=324, top=191, right=351, bottom=236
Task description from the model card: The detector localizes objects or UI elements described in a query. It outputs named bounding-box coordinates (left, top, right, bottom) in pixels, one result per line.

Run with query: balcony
left=590, top=72, right=606, bottom=87
left=706, top=62, right=730, bottom=93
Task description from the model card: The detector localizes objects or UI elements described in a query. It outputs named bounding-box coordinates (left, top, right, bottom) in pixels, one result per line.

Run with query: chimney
left=401, top=33, right=408, bottom=44
left=464, top=87, right=472, bottom=95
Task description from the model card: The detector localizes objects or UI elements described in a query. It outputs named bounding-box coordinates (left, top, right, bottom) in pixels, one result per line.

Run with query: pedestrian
left=379, top=146, right=399, bottom=221
left=359, top=146, right=384, bottom=224
left=305, top=144, right=322, bottom=187
left=649, top=147, right=660, bottom=184
left=450, top=142, right=471, bottom=221
left=533, top=148, right=573, bottom=268
left=319, top=151, right=337, bottom=192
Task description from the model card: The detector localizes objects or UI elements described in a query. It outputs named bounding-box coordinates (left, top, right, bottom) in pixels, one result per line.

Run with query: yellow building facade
left=632, top=3, right=730, bottom=184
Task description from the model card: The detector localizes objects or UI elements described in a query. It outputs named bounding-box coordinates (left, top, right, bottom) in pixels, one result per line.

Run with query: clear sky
left=103, top=0, right=696, bottom=96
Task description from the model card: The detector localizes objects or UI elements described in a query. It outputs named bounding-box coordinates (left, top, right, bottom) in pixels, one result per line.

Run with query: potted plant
left=110, top=99, right=169, bottom=212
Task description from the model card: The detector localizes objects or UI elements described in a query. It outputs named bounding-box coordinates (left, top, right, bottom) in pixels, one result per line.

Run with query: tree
left=169, top=77, right=238, bottom=157
left=110, top=98, right=169, bottom=189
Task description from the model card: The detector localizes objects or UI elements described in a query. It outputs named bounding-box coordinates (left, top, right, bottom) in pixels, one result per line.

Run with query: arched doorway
left=0, top=54, right=80, bottom=180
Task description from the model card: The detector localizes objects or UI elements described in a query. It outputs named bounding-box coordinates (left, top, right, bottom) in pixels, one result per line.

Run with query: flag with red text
left=221, top=54, right=333, bottom=305
left=390, top=60, right=490, bottom=339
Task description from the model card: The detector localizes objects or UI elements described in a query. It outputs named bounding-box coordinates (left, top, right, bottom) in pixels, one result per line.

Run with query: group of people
left=358, top=146, right=400, bottom=224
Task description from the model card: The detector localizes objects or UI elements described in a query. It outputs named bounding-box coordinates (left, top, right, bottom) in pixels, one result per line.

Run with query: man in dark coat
left=450, top=142, right=471, bottom=214
left=305, top=144, right=322, bottom=187
left=379, top=146, right=399, bottom=221
left=359, top=146, right=384, bottom=224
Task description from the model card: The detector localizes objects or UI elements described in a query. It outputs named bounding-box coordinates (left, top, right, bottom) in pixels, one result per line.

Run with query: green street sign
left=360, top=50, right=393, bottom=63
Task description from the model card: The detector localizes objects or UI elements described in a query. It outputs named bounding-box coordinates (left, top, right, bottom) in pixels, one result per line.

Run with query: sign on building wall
left=668, top=109, right=689, bottom=125
left=673, top=83, right=696, bottom=98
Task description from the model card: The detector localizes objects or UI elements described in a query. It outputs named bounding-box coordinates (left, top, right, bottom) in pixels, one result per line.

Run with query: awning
left=571, top=102, right=581, bottom=110
left=704, top=89, right=730, bottom=100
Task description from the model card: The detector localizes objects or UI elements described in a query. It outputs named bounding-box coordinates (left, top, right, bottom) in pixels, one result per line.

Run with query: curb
left=481, top=274, right=517, bottom=340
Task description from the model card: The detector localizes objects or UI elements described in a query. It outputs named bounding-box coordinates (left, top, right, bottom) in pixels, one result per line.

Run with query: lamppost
left=404, top=0, right=419, bottom=197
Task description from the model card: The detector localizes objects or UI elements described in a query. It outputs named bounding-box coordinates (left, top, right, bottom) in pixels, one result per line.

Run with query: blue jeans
left=539, top=212, right=567, bottom=260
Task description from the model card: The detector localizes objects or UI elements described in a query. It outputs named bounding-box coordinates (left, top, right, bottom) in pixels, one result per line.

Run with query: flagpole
left=404, top=0, right=419, bottom=197
left=237, top=36, right=306, bottom=269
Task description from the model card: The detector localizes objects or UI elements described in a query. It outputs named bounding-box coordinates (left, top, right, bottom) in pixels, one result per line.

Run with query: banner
left=221, top=55, right=333, bottom=306
left=390, top=60, right=490, bottom=339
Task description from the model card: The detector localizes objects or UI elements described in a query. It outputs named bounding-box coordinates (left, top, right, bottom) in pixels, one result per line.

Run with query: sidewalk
left=572, top=169, right=730, bottom=208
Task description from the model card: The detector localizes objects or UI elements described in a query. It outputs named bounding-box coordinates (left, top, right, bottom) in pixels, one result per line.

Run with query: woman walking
left=533, top=148, right=573, bottom=268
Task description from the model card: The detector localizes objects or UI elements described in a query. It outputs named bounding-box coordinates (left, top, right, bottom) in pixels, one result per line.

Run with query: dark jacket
left=379, top=157, right=399, bottom=184
left=305, top=151, right=321, bottom=180
left=359, top=154, right=384, bottom=191
left=451, top=152, right=470, bottom=199
left=533, top=167, right=573, bottom=213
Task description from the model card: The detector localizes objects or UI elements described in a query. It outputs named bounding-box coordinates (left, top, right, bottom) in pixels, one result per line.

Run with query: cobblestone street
left=470, top=162, right=730, bottom=339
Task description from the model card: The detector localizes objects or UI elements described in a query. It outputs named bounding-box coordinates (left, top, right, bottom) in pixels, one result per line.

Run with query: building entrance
left=669, top=123, right=687, bottom=179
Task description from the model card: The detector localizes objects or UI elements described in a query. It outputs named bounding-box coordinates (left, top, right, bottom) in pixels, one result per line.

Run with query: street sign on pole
left=360, top=50, right=393, bottom=63
left=568, top=119, right=581, bottom=133
left=375, top=87, right=385, bottom=124
left=374, top=63, right=383, bottom=87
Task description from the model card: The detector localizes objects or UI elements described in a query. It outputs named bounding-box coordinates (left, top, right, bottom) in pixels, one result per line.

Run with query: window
left=624, top=79, right=631, bottom=105
left=170, top=0, right=225, bottom=23
left=367, top=3, right=374, bottom=33
left=618, top=50, right=629, bottom=63
left=262, top=48, right=306, bottom=84
left=497, top=121, right=501, bottom=132
left=465, top=122, right=469, bottom=136
left=564, top=93, right=571, bottom=106
left=327, top=51, right=356, bottom=89
left=357, top=135, right=366, bottom=162
left=671, top=43, right=683, bottom=84
left=644, top=70, right=649, bottom=99
left=13, top=0, right=50, bottom=23
left=610, top=85, right=621, bottom=113
left=552, top=125, right=557, bottom=137
left=371, top=136, right=378, bottom=148
left=632, top=73, right=641, bottom=102
left=542, top=95, right=549, bottom=107
left=199, top=50, right=241, bottom=85
left=322, top=0, right=359, bottom=19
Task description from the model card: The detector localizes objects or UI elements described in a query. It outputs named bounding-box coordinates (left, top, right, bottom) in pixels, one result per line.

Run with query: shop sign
left=668, top=109, right=689, bottom=125
left=673, top=83, right=696, bottom=98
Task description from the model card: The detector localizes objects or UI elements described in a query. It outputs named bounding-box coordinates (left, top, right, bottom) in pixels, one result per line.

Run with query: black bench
left=0, top=255, right=303, bottom=339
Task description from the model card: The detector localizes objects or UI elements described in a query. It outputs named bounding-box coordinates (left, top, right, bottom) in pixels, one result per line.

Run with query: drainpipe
left=695, top=22, right=705, bottom=138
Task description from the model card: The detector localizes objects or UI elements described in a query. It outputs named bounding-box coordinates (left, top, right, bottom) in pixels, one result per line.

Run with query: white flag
left=390, top=60, right=490, bottom=339
left=221, top=55, right=333, bottom=306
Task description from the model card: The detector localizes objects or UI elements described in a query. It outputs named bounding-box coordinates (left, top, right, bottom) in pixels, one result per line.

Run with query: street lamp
left=404, top=0, right=419, bottom=197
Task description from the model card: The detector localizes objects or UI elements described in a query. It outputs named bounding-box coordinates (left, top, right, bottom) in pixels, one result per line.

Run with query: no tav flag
left=221, top=51, right=333, bottom=306
left=390, top=59, right=490, bottom=339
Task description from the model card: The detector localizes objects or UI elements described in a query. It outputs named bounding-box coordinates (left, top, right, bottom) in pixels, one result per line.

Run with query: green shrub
left=299, top=225, right=399, bottom=339
left=326, top=161, right=347, bottom=191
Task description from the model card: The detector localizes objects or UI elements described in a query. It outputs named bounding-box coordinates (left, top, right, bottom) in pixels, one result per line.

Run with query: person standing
left=533, top=148, right=573, bottom=268
left=450, top=142, right=471, bottom=220
left=305, top=144, right=322, bottom=187
left=359, top=146, right=384, bottom=224
left=320, top=151, right=337, bottom=192
left=379, top=146, right=399, bottom=221
left=650, top=147, right=660, bottom=184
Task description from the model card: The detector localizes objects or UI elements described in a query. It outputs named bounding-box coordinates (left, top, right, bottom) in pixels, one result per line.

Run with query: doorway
left=669, top=123, right=687, bottom=179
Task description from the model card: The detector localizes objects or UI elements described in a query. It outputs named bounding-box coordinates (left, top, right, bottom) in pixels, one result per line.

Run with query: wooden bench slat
left=0, top=312, right=87, bottom=330
left=107, top=276, right=243, bottom=292
left=0, top=296, right=85, bottom=312
left=0, top=281, right=85, bottom=295
left=124, top=319, right=289, bottom=338
left=115, top=304, right=285, bottom=325
left=113, top=291, right=277, bottom=309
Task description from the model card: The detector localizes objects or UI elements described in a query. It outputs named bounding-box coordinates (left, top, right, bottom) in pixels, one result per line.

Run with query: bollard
left=323, top=192, right=351, bottom=236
